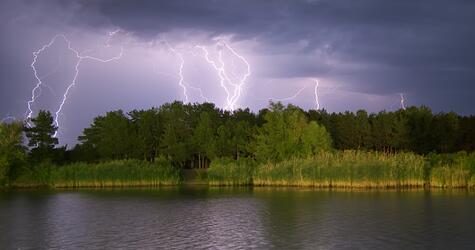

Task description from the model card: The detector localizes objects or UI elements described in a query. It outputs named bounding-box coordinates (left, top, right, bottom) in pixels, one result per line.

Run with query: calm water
left=1, top=188, right=474, bottom=249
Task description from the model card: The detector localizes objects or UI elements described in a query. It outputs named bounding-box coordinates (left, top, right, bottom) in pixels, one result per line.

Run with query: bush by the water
left=14, top=158, right=181, bottom=188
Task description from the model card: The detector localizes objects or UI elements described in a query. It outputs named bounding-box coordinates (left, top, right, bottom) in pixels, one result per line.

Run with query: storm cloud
left=1, top=0, right=475, bottom=145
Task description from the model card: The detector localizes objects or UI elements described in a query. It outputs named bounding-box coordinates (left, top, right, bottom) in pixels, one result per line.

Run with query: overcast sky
left=1, top=0, right=474, bottom=145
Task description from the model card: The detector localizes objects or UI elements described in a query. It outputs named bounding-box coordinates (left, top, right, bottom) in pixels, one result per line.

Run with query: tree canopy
left=24, top=110, right=59, bottom=164
left=1, top=102, right=474, bottom=172
left=0, top=122, right=25, bottom=185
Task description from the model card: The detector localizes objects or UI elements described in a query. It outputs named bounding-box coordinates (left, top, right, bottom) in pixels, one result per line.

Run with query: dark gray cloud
left=72, top=0, right=475, bottom=97
left=1, top=0, right=475, bottom=145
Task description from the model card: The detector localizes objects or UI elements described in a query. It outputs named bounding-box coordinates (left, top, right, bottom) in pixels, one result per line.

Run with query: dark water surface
left=1, top=187, right=474, bottom=249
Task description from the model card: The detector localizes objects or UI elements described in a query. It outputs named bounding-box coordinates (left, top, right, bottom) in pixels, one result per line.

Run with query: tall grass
left=253, top=151, right=426, bottom=188
left=14, top=159, right=181, bottom=188
left=428, top=152, right=475, bottom=188
left=207, top=151, right=475, bottom=188
left=207, top=158, right=256, bottom=186
left=11, top=151, right=475, bottom=189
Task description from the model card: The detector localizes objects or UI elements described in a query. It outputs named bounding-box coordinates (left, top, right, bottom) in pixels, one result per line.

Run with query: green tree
left=129, top=108, right=161, bottom=161
left=158, top=102, right=193, bottom=167
left=79, top=110, right=132, bottom=160
left=254, top=102, right=330, bottom=162
left=192, top=112, right=216, bottom=168
left=302, top=121, right=333, bottom=155
left=458, top=116, right=475, bottom=152
left=406, top=106, right=435, bottom=154
left=0, top=121, right=26, bottom=186
left=24, top=110, right=58, bottom=163
left=433, top=112, right=459, bottom=153
left=355, top=110, right=372, bottom=149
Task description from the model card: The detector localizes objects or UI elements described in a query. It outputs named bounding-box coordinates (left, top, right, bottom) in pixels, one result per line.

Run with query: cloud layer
left=1, top=0, right=475, bottom=145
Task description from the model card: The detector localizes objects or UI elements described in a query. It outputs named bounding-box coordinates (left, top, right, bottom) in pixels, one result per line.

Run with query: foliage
left=254, top=102, right=333, bottom=162
left=24, top=110, right=58, bottom=149
left=0, top=122, right=26, bottom=186
left=5, top=101, right=475, bottom=189
left=24, top=110, right=58, bottom=163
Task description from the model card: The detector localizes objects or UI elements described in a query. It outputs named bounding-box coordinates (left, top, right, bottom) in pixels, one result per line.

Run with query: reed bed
left=253, top=151, right=426, bottom=188
left=11, top=152, right=475, bottom=189
left=428, top=152, right=475, bottom=188
left=206, top=158, right=256, bottom=186
left=14, top=159, right=181, bottom=188
left=207, top=151, right=475, bottom=188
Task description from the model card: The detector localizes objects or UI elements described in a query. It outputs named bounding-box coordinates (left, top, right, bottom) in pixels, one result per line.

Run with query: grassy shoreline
left=11, top=159, right=181, bottom=188
left=3, top=151, right=475, bottom=189
left=207, top=151, right=475, bottom=189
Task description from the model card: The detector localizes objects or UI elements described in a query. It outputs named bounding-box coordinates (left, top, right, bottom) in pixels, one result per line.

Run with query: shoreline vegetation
left=12, top=159, right=181, bottom=188
left=6, top=151, right=475, bottom=189
left=1, top=101, right=475, bottom=190
left=208, top=151, right=475, bottom=188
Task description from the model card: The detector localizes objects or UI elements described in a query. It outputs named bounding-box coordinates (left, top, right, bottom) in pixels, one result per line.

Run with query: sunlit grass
left=207, top=158, right=255, bottom=186
left=253, top=151, right=426, bottom=188
left=428, top=152, right=475, bottom=188
left=206, top=151, right=475, bottom=188
left=14, top=159, right=181, bottom=188
left=12, top=151, right=475, bottom=189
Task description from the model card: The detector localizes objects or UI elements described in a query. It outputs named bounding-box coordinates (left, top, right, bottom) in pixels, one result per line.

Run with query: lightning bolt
left=195, top=45, right=233, bottom=108
left=219, top=41, right=251, bottom=110
left=188, top=85, right=210, bottom=102
left=314, top=79, right=320, bottom=110
left=26, top=31, right=125, bottom=138
left=269, top=85, right=308, bottom=102
left=162, top=40, right=189, bottom=104
left=195, top=41, right=251, bottom=110
left=264, top=79, right=321, bottom=110
left=26, top=35, right=61, bottom=127
left=400, top=93, right=406, bottom=110
left=153, top=62, right=208, bottom=103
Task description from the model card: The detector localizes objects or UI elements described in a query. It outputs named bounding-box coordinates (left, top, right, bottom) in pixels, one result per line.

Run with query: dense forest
left=1, top=101, right=475, bottom=187
left=72, top=102, right=473, bottom=164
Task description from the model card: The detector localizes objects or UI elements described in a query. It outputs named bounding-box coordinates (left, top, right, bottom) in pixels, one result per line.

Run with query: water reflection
left=0, top=188, right=474, bottom=249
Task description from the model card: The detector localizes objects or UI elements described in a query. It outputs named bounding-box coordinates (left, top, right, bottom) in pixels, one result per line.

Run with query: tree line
left=1, top=101, right=475, bottom=185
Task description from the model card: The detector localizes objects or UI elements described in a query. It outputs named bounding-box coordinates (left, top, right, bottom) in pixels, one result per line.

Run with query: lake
left=1, top=187, right=474, bottom=249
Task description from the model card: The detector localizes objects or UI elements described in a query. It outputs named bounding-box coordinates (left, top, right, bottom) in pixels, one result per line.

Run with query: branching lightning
left=26, top=35, right=60, bottom=127
left=219, top=41, right=251, bottom=110
left=162, top=40, right=189, bottom=103
left=24, top=34, right=251, bottom=143
left=195, top=40, right=250, bottom=110
left=26, top=31, right=125, bottom=137
left=195, top=45, right=232, bottom=108
left=153, top=64, right=208, bottom=102
left=188, top=85, right=210, bottom=102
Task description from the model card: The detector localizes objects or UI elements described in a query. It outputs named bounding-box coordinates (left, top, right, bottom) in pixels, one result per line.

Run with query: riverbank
left=3, top=151, right=475, bottom=189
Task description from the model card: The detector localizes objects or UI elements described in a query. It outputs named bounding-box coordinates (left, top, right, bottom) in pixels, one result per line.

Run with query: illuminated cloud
left=1, top=0, right=474, bottom=145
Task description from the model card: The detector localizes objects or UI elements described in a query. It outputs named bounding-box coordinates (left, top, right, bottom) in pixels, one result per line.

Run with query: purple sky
left=1, top=0, right=475, bottom=145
